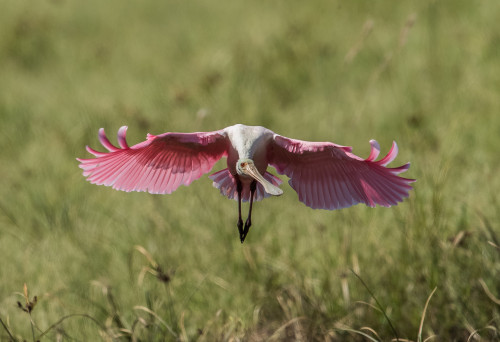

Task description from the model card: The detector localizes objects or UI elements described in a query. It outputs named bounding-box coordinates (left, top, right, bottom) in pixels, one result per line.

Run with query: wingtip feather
left=98, top=128, right=120, bottom=152
left=366, top=139, right=381, bottom=161
left=85, top=145, right=108, bottom=157
left=117, top=126, right=129, bottom=149
left=375, top=141, right=398, bottom=166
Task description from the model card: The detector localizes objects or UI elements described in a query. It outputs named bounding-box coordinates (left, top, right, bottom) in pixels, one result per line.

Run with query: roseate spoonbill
left=77, top=124, right=414, bottom=242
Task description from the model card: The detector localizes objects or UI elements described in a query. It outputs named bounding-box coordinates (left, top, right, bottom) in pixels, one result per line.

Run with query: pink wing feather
left=77, top=126, right=228, bottom=194
left=268, top=135, right=414, bottom=210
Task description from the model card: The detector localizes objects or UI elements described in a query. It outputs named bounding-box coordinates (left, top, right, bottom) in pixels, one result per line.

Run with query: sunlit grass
left=1, top=0, right=500, bottom=340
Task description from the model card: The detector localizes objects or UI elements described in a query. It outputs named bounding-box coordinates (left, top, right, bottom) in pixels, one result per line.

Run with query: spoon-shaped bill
left=242, top=163, right=283, bottom=196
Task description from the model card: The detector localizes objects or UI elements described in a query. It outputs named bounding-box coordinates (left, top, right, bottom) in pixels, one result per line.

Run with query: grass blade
left=37, top=313, right=110, bottom=340
left=350, top=269, right=400, bottom=342
left=418, top=287, right=437, bottom=342
left=0, top=318, right=16, bottom=342
left=339, top=327, right=381, bottom=342
left=134, top=306, right=177, bottom=338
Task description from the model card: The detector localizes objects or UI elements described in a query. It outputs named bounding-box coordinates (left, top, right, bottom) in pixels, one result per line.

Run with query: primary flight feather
left=78, top=124, right=415, bottom=242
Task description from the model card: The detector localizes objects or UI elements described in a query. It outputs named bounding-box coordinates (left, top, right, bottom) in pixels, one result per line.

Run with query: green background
left=1, top=0, right=499, bottom=340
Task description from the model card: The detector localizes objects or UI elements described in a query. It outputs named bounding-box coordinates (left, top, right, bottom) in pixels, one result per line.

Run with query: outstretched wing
left=77, top=126, right=228, bottom=194
left=267, top=135, right=415, bottom=209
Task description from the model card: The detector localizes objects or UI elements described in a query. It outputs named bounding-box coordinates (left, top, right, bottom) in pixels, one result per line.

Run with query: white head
left=236, top=158, right=253, bottom=175
left=235, top=158, right=283, bottom=196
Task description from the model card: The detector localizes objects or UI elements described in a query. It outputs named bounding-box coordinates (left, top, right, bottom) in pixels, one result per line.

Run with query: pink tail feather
left=209, top=169, right=282, bottom=202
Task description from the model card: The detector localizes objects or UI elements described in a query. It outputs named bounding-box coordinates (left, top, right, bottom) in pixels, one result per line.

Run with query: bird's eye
left=240, top=162, right=247, bottom=167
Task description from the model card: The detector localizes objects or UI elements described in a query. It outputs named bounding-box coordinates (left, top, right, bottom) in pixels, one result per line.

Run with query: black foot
left=240, top=219, right=251, bottom=243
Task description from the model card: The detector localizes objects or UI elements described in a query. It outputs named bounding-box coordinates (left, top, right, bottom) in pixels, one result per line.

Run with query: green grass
left=1, top=0, right=500, bottom=340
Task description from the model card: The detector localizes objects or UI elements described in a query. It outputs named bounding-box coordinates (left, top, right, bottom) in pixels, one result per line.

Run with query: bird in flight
left=78, top=124, right=414, bottom=242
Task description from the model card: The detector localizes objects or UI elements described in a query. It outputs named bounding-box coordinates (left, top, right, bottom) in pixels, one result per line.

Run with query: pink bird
left=77, top=124, right=414, bottom=242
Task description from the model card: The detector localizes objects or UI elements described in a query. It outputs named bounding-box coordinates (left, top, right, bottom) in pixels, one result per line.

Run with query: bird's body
left=226, top=125, right=272, bottom=183
left=78, top=124, right=414, bottom=242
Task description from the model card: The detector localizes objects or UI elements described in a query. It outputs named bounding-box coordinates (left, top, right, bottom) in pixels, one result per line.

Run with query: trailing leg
left=241, top=180, right=257, bottom=243
left=236, top=177, right=244, bottom=239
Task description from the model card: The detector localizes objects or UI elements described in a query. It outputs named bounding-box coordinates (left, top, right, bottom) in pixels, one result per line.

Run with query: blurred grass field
left=1, top=0, right=500, bottom=340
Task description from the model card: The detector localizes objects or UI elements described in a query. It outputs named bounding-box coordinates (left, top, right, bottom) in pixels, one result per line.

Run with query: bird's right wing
left=267, top=135, right=415, bottom=210
left=77, top=126, right=228, bottom=194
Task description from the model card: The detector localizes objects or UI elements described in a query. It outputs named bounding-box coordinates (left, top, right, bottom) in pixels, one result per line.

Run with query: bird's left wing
left=77, top=126, right=228, bottom=194
left=267, top=134, right=415, bottom=210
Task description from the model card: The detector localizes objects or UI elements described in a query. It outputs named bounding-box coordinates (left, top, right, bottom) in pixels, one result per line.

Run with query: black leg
left=241, top=180, right=257, bottom=243
left=236, top=177, right=244, bottom=239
